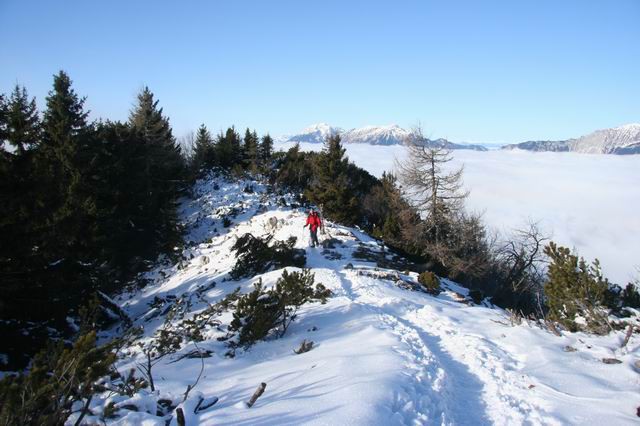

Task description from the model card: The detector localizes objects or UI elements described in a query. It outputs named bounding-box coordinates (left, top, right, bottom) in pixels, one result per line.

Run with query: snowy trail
left=80, top=176, right=640, bottom=426
left=333, top=267, right=552, bottom=425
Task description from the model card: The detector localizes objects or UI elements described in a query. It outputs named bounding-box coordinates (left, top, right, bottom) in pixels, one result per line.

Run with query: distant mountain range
left=279, top=123, right=488, bottom=151
left=278, top=123, right=640, bottom=155
left=501, top=123, right=640, bottom=155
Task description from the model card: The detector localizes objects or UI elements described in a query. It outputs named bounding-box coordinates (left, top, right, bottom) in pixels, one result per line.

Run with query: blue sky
left=1, top=0, right=638, bottom=143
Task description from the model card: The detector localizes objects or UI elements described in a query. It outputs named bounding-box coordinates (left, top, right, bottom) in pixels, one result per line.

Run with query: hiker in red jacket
left=303, top=209, right=322, bottom=247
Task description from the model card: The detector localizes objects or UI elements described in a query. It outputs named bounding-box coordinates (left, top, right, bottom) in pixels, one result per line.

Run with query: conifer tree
left=0, top=86, right=41, bottom=267
left=543, top=242, right=610, bottom=332
left=129, top=87, right=185, bottom=254
left=41, top=72, right=89, bottom=163
left=5, top=85, right=40, bottom=154
left=192, top=123, right=215, bottom=174
left=396, top=126, right=474, bottom=272
left=243, top=128, right=259, bottom=173
left=38, top=71, right=92, bottom=258
left=0, top=94, right=7, bottom=146
left=306, top=134, right=359, bottom=225
left=260, top=134, right=274, bottom=166
left=397, top=127, right=468, bottom=251
left=216, top=126, right=242, bottom=170
left=274, top=143, right=312, bottom=190
left=129, top=86, right=184, bottom=183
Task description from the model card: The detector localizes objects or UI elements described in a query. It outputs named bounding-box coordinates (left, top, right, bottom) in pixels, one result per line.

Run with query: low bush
left=229, top=269, right=331, bottom=349
left=418, top=271, right=441, bottom=295
left=230, top=233, right=306, bottom=280
left=543, top=242, right=610, bottom=333
left=469, top=289, right=484, bottom=304
left=0, top=331, right=116, bottom=425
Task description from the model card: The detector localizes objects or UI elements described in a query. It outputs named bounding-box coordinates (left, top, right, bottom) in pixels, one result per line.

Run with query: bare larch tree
left=396, top=126, right=469, bottom=259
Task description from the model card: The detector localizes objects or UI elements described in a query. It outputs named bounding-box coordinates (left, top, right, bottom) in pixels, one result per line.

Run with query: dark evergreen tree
left=129, top=87, right=185, bottom=254
left=1, top=74, right=100, bottom=369
left=215, top=126, right=242, bottom=170
left=243, top=128, right=259, bottom=173
left=273, top=143, right=313, bottom=190
left=4, top=85, right=40, bottom=154
left=37, top=71, right=93, bottom=261
left=129, top=86, right=185, bottom=184
left=0, top=85, right=41, bottom=269
left=306, top=134, right=359, bottom=225
left=259, top=133, right=274, bottom=166
left=192, top=123, right=215, bottom=174
left=0, top=94, right=7, bottom=145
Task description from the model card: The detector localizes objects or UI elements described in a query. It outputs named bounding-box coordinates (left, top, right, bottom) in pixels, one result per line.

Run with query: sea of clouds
left=277, top=142, right=640, bottom=284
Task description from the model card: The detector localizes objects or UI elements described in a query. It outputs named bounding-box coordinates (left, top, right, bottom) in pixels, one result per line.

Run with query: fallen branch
left=194, top=396, right=219, bottom=414
left=246, top=382, right=267, bottom=408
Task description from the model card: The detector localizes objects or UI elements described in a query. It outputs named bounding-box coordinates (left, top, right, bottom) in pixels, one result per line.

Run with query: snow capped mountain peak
left=613, top=122, right=640, bottom=132
left=573, top=122, right=640, bottom=154
left=284, top=123, right=343, bottom=144
left=280, top=124, right=487, bottom=150
left=342, top=124, right=411, bottom=145
left=503, top=123, right=640, bottom=154
left=301, top=122, right=341, bottom=134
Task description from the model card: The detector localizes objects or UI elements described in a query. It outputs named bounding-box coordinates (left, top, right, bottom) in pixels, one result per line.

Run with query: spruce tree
left=38, top=71, right=92, bottom=259
left=0, top=86, right=41, bottom=268
left=306, top=134, right=359, bottom=225
left=0, top=94, right=7, bottom=146
left=243, top=128, right=259, bottom=173
left=260, top=134, right=274, bottom=166
left=216, top=126, right=242, bottom=170
left=5, top=85, right=40, bottom=154
left=129, top=87, right=185, bottom=254
left=274, top=143, right=312, bottom=190
left=192, top=123, right=215, bottom=174
left=129, top=86, right=184, bottom=181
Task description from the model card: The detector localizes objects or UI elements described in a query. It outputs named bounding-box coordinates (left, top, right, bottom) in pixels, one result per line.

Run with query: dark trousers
left=309, top=228, right=319, bottom=247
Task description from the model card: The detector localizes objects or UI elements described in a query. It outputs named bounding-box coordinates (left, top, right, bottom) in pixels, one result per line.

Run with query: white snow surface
left=74, top=175, right=640, bottom=425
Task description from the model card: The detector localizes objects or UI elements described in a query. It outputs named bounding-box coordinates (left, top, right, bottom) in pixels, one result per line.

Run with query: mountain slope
left=282, top=124, right=488, bottom=151
left=341, top=124, right=411, bottom=146
left=73, top=175, right=639, bottom=425
left=281, top=123, right=343, bottom=144
left=502, top=123, right=640, bottom=154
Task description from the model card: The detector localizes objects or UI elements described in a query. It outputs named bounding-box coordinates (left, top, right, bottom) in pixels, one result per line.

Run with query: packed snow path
left=82, top=176, right=639, bottom=426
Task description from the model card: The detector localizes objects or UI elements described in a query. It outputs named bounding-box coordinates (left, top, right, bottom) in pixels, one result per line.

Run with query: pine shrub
left=229, top=269, right=331, bottom=349
left=0, top=331, right=115, bottom=425
left=543, top=242, right=610, bottom=333
left=418, top=271, right=441, bottom=295
left=622, top=283, right=640, bottom=309
left=230, top=233, right=306, bottom=280
left=469, top=289, right=484, bottom=304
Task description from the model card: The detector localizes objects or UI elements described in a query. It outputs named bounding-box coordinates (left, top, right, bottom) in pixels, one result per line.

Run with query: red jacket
left=306, top=213, right=322, bottom=232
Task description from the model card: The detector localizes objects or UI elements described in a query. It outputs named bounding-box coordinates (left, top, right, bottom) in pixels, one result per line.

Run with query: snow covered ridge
left=502, top=123, right=640, bottom=155
left=281, top=123, right=488, bottom=151
left=74, top=174, right=640, bottom=425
